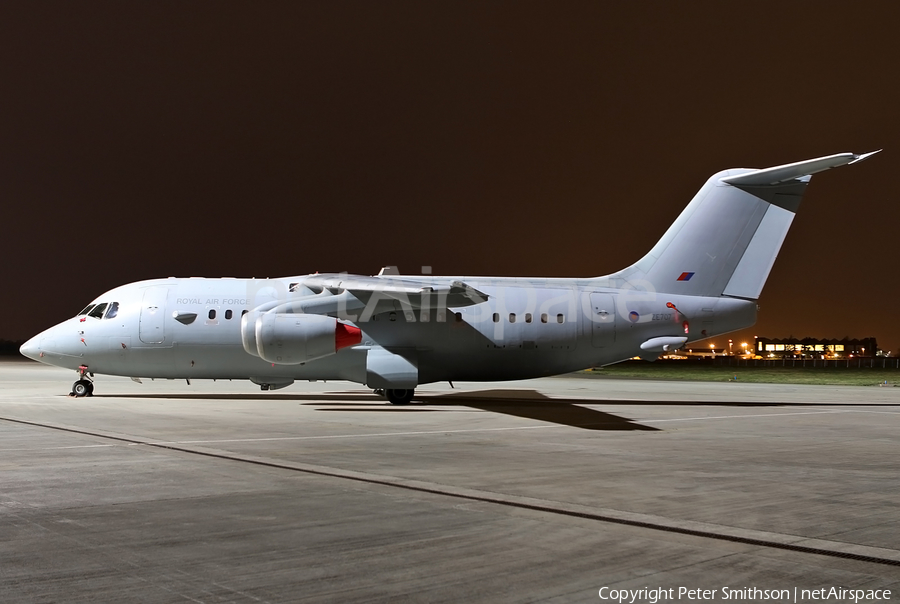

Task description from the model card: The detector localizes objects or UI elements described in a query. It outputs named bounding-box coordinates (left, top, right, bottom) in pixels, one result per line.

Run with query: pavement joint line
left=2, top=409, right=867, bottom=448
left=647, top=410, right=855, bottom=423
left=115, top=408, right=877, bottom=443
left=53, top=425, right=561, bottom=447
left=0, top=444, right=117, bottom=452
left=837, top=408, right=900, bottom=415
left=2, top=413, right=900, bottom=568
left=149, top=424, right=563, bottom=444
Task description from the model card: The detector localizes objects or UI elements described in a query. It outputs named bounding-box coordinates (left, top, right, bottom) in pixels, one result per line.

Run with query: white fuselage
left=21, top=275, right=756, bottom=387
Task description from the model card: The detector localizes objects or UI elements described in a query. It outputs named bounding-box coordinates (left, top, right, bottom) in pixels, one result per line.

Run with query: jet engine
left=241, top=312, right=362, bottom=364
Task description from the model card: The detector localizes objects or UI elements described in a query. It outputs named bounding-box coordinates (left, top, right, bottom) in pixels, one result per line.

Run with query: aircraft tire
left=72, top=380, right=91, bottom=398
left=386, top=388, right=414, bottom=405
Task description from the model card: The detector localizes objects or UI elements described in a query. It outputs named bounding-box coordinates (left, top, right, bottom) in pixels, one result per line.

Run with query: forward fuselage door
left=589, top=293, right=616, bottom=348
left=139, top=286, right=168, bottom=344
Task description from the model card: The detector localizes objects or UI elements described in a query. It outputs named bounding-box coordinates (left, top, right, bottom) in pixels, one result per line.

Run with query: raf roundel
left=629, top=311, right=640, bottom=323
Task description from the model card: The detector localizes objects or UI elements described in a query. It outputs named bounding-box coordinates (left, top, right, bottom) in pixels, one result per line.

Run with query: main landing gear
left=70, top=365, right=94, bottom=398
left=384, top=388, right=414, bottom=405
left=373, top=388, right=415, bottom=405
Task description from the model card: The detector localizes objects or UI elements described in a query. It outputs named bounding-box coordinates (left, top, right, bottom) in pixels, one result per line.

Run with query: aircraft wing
left=300, top=274, right=489, bottom=308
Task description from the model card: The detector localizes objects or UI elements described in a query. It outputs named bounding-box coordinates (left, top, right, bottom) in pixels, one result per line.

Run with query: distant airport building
left=755, top=337, right=877, bottom=358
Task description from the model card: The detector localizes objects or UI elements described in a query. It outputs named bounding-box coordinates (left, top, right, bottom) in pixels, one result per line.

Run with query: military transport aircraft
left=21, top=151, right=878, bottom=404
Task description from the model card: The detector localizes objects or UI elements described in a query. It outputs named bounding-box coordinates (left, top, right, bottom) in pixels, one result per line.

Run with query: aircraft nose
left=19, top=323, right=83, bottom=368
left=19, top=336, right=41, bottom=361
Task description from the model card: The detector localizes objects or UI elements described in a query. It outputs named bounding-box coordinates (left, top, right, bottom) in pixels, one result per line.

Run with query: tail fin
left=610, top=151, right=879, bottom=299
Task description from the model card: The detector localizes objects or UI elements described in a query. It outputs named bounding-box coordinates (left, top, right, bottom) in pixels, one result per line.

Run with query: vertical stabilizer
left=609, top=151, right=878, bottom=299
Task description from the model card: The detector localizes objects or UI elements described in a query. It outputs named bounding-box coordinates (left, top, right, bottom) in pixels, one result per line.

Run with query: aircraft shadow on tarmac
left=312, top=389, right=660, bottom=431
left=98, top=389, right=657, bottom=431
left=95, top=389, right=899, bottom=431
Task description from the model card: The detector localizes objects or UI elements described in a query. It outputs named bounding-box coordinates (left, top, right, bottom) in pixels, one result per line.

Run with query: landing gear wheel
left=72, top=379, right=92, bottom=398
left=385, top=388, right=414, bottom=405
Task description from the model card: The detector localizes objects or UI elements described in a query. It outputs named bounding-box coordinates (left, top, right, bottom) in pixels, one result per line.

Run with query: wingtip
left=849, top=149, right=882, bottom=164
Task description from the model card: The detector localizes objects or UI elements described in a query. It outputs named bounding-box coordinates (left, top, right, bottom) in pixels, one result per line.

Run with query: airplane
left=20, top=151, right=878, bottom=405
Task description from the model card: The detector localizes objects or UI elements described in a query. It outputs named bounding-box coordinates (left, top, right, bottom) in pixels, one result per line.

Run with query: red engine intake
left=335, top=322, right=362, bottom=351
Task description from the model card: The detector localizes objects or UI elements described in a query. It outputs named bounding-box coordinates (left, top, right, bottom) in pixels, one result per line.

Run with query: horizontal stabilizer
left=721, top=150, right=880, bottom=187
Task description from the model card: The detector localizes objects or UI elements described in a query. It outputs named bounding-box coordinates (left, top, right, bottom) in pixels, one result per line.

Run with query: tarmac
left=1, top=359, right=898, bottom=603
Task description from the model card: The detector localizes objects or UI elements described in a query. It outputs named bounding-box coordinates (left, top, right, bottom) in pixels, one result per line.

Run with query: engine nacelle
left=253, top=313, right=362, bottom=365
left=241, top=310, right=264, bottom=357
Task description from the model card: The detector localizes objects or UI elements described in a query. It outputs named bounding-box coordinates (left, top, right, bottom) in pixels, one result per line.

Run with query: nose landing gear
left=71, top=379, right=94, bottom=397
left=70, top=365, right=94, bottom=397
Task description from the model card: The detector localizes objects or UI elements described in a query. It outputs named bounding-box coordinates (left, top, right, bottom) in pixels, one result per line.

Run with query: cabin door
left=139, top=287, right=168, bottom=344
left=589, top=293, right=616, bottom=348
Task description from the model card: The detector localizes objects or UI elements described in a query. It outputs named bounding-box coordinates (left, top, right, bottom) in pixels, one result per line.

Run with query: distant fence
left=710, top=357, right=900, bottom=369
left=613, top=358, right=900, bottom=370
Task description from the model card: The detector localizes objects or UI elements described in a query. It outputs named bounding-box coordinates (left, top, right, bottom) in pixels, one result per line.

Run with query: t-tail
left=610, top=151, right=880, bottom=299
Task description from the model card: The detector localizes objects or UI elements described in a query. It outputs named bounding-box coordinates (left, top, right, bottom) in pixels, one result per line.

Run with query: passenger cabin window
left=509, top=313, right=516, bottom=323
left=492, top=313, right=499, bottom=323
left=208, top=309, right=216, bottom=320
left=242, top=310, right=248, bottom=316
left=525, top=313, right=533, bottom=323
left=557, top=313, right=565, bottom=324
left=88, top=303, right=108, bottom=319
left=105, top=302, right=119, bottom=319
left=225, top=309, right=233, bottom=320
left=454, top=312, right=462, bottom=322
left=541, top=313, right=548, bottom=323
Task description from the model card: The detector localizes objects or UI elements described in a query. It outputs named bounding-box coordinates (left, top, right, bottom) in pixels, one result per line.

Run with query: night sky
left=2, top=3, right=898, bottom=353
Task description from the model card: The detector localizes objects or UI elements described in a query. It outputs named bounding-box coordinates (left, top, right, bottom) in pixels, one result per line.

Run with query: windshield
left=87, top=303, right=108, bottom=319
left=105, top=302, right=119, bottom=319
left=77, top=304, right=96, bottom=316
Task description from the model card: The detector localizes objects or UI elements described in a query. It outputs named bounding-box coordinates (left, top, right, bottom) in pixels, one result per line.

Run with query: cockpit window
left=88, top=303, right=108, bottom=319
left=105, top=302, right=119, bottom=319
left=78, top=304, right=96, bottom=316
